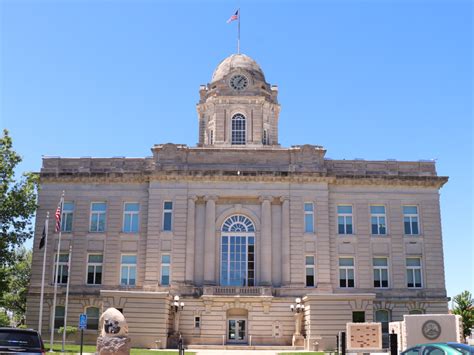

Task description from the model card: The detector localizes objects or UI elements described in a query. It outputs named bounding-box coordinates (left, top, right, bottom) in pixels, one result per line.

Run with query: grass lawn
left=47, top=343, right=195, bottom=354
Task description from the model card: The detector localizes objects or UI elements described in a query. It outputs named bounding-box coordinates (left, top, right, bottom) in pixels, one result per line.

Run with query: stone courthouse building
left=26, top=54, right=449, bottom=350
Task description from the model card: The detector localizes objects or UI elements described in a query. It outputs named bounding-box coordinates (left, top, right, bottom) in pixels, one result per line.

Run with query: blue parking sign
left=79, top=313, right=87, bottom=330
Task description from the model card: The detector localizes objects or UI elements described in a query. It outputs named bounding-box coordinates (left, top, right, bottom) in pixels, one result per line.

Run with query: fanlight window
left=231, top=114, right=246, bottom=145
left=222, top=215, right=255, bottom=232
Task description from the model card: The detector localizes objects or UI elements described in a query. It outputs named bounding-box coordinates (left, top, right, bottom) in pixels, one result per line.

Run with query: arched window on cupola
left=220, top=215, right=255, bottom=286
left=231, top=114, right=246, bottom=145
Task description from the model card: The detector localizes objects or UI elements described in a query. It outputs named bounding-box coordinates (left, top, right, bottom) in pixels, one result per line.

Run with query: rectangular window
left=161, top=254, right=171, bottom=286
left=54, top=306, right=65, bottom=329
left=352, top=311, right=365, bottom=323
left=338, top=205, right=353, bottom=234
left=54, top=253, right=69, bottom=285
left=194, top=316, right=201, bottom=328
left=61, top=202, right=74, bottom=232
left=406, top=258, right=422, bottom=288
left=90, top=202, right=107, bottom=232
left=305, top=256, right=315, bottom=287
left=370, top=205, right=387, bottom=235
left=304, top=203, right=314, bottom=233
left=403, top=206, right=419, bottom=235
left=120, top=255, right=137, bottom=286
left=87, top=254, right=103, bottom=285
left=373, top=257, right=389, bottom=288
left=163, top=201, right=173, bottom=231
left=123, top=202, right=140, bottom=233
left=86, top=307, right=100, bottom=330
left=339, top=257, right=355, bottom=288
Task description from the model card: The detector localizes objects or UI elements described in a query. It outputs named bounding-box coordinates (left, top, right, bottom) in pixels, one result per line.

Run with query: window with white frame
left=338, top=205, right=353, bottom=234
left=304, top=202, right=314, bottom=233
left=305, top=256, right=315, bottom=287
left=61, top=202, right=74, bottom=232
left=87, top=254, right=103, bottom=285
left=163, top=201, right=173, bottom=231
left=160, top=254, right=170, bottom=286
left=90, top=202, right=107, bottom=232
left=123, top=202, right=140, bottom=233
left=54, top=253, right=69, bottom=284
left=194, top=316, right=201, bottom=328
left=403, top=206, right=419, bottom=235
left=406, top=257, right=422, bottom=288
left=231, top=113, right=246, bottom=145
left=54, top=305, right=65, bottom=329
left=339, top=257, right=355, bottom=288
left=120, top=255, right=137, bottom=286
left=373, top=257, right=389, bottom=288
left=86, top=307, right=100, bottom=330
left=371, top=205, right=387, bottom=235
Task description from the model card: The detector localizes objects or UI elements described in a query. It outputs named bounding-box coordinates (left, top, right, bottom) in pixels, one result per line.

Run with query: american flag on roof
left=227, top=9, right=239, bottom=23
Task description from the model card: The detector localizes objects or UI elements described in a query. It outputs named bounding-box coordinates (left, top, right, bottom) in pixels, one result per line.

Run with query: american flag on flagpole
left=227, top=9, right=239, bottom=23
left=55, top=200, right=63, bottom=233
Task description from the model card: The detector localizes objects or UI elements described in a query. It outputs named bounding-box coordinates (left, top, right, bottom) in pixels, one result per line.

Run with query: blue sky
left=0, top=0, right=472, bottom=299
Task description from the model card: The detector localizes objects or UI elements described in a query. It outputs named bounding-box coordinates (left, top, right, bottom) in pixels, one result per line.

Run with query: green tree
left=452, top=290, right=474, bottom=341
left=1, top=248, right=32, bottom=325
left=0, top=129, right=38, bottom=292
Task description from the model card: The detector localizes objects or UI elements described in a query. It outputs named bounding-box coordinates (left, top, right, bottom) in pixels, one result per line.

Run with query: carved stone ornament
left=422, top=320, right=442, bottom=340
left=97, top=307, right=131, bottom=355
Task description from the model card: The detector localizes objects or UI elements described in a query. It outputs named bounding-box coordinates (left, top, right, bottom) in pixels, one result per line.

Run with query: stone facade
left=26, top=54, right=449, bottom=350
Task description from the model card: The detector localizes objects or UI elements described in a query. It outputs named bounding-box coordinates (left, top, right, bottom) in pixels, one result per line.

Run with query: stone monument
left=346, top=322, right=382, bottom=351
left=97, top=307, right=131, bottom=355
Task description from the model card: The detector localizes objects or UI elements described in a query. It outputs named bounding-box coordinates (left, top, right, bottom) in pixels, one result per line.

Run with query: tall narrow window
left=305, top=256, right=315, bottom=287
left=87, top=254, right=103, bottom=285
left=262, top=129, right=269, bottom=145
left=120, top=255, right=137, bottom=286
left=373, top=257, right=389, bottom=288
left=123, top=202, right=140, bottom=233
left=194, top=316, right=201, bottom=328
left=339, top=257, right=355, bottom=288
left=403, top=206, right=419, bottom=235
left=54, top=253, right=69, bottom=285
left=375, top=309, right=391, bottom=348
left=210, top=130, right=214, bottom=144
left=86, top=307, right=100, bottom=330
left=161, top=254, right=170, bottom=286
left=338, top=205, right=353, bottom=234
left=371, top=206, right=387, bottom=235
left=220, top=215, right=255, bottom=286
left=304, top=203, right=314, bottom=233
left=163, top=201, right=173, bottom=231
left=61, top=202, right=74, bottom=232
left=231, top=113, right=246, bottom=145
left=90, top=202, right=107, bottom=232
left=406, top=257, right=422, bottom=288
left=54, top=305, right=65, bottom=329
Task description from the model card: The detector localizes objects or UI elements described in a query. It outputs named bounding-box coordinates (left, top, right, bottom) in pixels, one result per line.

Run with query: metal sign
left=79, top=313, right=87, bottom=330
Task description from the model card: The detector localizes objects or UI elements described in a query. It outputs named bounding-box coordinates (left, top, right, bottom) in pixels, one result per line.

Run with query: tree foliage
left=452, top=290, right=474, bottom=340
left=0, top=129, right=38, bottom=291
left=1, top=248, right=32, bottom=325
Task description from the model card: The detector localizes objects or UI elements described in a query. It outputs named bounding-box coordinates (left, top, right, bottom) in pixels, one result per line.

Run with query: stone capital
left=204, top=195, right=218, bottom=202
left=259, top=196, right=274, bottom=203
left=187, top=195, right=198, bottom=202
left=279, top=196, right=290, bottom=203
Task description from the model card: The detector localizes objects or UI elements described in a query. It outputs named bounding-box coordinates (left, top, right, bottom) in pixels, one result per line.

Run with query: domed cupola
left=197, top=53, right=280, bottom=148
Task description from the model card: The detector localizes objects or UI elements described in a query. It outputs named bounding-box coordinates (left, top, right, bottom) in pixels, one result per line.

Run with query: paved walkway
left=191, top=351, right=291, bottom=355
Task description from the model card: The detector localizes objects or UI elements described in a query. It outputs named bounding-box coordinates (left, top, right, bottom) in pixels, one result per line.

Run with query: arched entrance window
left=231, top=114, right=246, bottom=145
left=220, top=215, right=255, bottom=286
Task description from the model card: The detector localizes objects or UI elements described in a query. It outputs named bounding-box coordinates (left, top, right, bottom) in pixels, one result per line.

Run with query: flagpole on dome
left=38, top=211, right=49, bottom=335
left=49, top=191, right=65, bottom=352
left=238, top=8, right=240, bottom=54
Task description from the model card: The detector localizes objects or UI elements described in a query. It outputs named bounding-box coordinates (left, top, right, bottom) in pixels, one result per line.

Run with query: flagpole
left=62, top=244, right=72, bottom=352
left=38, top=212, right=49, bottom=335
left=237, top=8, right=241, bottom=54
left=49, top=191, right=64, bottom=352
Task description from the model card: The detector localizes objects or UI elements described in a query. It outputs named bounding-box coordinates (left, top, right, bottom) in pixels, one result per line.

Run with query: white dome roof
left=211, top=54, right=265, bottom=83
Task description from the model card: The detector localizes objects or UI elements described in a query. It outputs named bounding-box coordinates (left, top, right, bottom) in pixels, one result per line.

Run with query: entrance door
left=228, top=319, right=247, bottom=343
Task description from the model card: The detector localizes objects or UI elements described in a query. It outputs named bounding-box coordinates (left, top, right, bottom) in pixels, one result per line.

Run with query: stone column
left=260, top=196, right=273, bottom=286
left=185, top=196, right=197, bottom=284
left=280, top=196, right=290, bottom=286
left=204, top=196, right=217, bottom=285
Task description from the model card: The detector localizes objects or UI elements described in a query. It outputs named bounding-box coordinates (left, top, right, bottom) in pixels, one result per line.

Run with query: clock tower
left=197, top=54, right=280, bottom=147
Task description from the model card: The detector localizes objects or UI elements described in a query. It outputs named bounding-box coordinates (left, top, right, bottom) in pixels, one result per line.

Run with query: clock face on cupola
left=197, top=53, right=280, bottom=148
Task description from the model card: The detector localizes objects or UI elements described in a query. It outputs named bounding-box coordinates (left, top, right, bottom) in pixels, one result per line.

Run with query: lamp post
left=290, top=297, right=305, bottom=347
left=172, top=295, right=184, bottom=333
